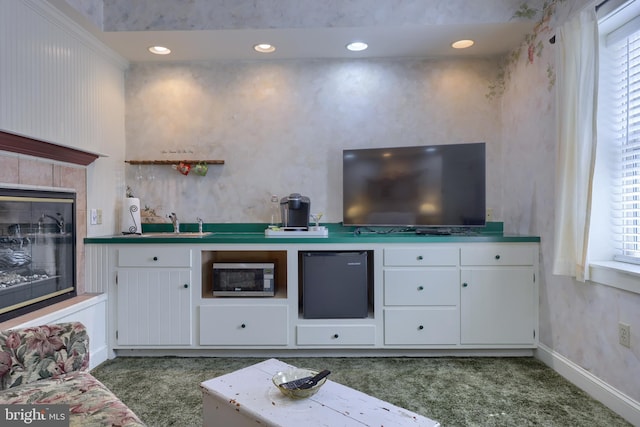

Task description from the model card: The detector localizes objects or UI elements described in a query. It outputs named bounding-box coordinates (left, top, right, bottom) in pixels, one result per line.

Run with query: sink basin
left=128, top=232, right=214, bottom=238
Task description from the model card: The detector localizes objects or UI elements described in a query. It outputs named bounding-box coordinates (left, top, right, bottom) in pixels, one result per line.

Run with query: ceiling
left=94, top=23, right=535, bottom=62
left=49, top=0, right=538, bottom=62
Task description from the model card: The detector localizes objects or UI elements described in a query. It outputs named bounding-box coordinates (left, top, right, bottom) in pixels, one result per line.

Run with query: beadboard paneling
left=0, top=0, right=126, bottom=153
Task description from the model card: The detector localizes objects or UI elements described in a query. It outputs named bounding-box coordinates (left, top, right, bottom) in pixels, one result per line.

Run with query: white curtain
left=552, top=7, right=599, bottom=281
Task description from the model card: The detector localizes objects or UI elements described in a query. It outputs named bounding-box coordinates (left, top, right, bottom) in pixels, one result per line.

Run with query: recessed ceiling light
left=254, top=43, right=276, bottom=53
left=346, top=41, right=368, bottom=52
left=451, top=39, right=474, bottom=49
left=148, top=46, right=171, bottom=55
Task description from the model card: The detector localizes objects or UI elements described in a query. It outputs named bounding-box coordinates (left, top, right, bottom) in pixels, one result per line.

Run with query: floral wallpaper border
left=487, top=0, right=565, bottom=99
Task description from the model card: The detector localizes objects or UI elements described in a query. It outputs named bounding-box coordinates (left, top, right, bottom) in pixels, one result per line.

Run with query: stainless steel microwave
left=212, top=262, right=275, bottom=297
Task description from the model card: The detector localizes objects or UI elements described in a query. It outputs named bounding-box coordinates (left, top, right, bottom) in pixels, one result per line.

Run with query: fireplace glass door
left=0, top=188, right=76, bottom=321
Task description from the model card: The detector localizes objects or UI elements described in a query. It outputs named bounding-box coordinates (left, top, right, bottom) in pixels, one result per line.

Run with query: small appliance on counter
left=264, top=226, right=328, bottom=237
left=264, top=193, right=328, bottom=237
left=212, top=262, right=275, bottom=296
left=280, top=193, right=310, bottom=230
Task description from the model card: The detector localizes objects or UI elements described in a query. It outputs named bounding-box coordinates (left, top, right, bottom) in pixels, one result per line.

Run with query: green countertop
left=84, top=222, right=540, bottom=244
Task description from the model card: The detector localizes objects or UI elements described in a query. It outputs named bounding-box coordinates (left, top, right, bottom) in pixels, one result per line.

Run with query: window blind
left=610, top=29, right=640, bottom=261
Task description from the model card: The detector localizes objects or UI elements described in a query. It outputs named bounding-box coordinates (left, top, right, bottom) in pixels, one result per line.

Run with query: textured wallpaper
left=125, top=58, right=502, bottom=224
left=500, top=0, right=640, bottom=403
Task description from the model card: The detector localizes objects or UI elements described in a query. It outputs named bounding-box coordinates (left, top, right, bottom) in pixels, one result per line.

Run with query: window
left=589, top=0, right=640, bottom=294
left=611, top=28, right=640, bottom=262
left=595, top=1, right=640, bottom=264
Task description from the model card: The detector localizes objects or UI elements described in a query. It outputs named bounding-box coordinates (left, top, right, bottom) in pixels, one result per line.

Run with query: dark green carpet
left=91, top=357, right=630, bottom=427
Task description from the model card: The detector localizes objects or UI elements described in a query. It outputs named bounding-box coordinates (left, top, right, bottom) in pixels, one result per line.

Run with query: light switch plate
left=90, top=209, right=98, bottom=225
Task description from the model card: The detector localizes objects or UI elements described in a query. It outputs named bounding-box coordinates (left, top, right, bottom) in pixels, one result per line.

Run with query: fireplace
left=0, top=187, right=76, bottom=322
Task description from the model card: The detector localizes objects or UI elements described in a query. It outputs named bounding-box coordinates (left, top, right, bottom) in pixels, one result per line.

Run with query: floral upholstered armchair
left=0, top=322, right=89, bottom=390
left=0, top=322, right=144, bottom=426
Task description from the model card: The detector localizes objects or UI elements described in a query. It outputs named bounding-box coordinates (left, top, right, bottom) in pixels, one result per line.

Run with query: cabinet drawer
left=384, top=269, right=458, bottom=306
left=199, top=305, right=289, bottom=346
left=384, top=247, right=458, bottom=266
left=296, top=324, right=376, bottom=346
left=118, top=247, right=192, bottom=268
left=384, top=308, right=459, bottom=345
left=460, top=244, right=536, bottom=266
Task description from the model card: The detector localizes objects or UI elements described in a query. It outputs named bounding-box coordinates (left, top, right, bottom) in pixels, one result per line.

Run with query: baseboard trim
left=90, top=344, right=109, bottom=370
left=535, top=343, right=640, bottom=425
left=113, top=348, right=534, bottom=358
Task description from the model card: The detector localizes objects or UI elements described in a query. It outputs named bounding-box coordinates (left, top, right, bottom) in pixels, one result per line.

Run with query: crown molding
left=0, top=130, right=101, bottom=166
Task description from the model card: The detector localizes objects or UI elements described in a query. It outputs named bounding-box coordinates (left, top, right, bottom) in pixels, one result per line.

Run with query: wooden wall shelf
left=125, top=160, right=224, bottom=165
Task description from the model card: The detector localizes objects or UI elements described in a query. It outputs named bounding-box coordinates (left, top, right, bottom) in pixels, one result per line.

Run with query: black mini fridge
left=301, top=251, right=369, bottom=319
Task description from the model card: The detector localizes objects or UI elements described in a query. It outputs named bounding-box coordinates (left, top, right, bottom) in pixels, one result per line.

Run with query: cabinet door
left=116, top=269, right=192, bottom=346
left=460, top=268, right=535, bottom=345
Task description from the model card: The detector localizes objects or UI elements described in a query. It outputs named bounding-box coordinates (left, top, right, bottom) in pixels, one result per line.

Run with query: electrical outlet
left=90, top=209, right=98, bottom=225
left=486, top=208, right=494, bottom=221
left=619, top=322, right=631, bottom=348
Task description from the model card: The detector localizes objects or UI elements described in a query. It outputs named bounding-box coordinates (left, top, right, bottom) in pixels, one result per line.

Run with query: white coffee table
left=201, top=358, right=440, bottom=427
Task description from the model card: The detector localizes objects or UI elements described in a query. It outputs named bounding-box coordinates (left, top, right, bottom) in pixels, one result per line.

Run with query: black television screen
left=342, top=143, right=486, bottom=228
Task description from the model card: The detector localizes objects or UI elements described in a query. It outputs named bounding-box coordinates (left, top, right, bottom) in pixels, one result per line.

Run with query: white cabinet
left=382, top=243, right=538, bottom=348
left=115, top=247, right=193, bottom=346
left=99, top=240, right=539, bottom=352
left=460, top=244, right=537, bottom=346
left=200, top=305, right=289, bottom=346
left=383, top=247, right=460, bottom=345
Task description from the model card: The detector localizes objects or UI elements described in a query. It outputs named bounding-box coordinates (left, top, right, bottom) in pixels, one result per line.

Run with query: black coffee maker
left=280, top=193, right=310, bottom=230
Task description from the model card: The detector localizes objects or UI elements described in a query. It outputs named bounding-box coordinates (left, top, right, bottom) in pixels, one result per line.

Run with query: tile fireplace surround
left=0, top=131, right=92, bottom=322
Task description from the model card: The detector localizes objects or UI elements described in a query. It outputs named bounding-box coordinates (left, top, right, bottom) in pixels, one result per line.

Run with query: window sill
left=589, top=261, right=640, bottom=295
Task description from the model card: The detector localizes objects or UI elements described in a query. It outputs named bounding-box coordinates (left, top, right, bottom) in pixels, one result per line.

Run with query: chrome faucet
left=39, top=213, right=64, bottom=234
left=168, top=212, right=180, bottom=234
left=196, top=217, right=203, bottom=234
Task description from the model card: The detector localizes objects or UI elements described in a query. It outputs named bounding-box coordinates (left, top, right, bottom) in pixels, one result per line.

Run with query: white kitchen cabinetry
left=199, top=305, right=289, bottom=346
left=94, top=240, right=539, bottom=352
left=460, top=244, right=538, bottom=346
left=383, top=247, right=460, bottom=345
left=115, top=247, right=193, bottom=346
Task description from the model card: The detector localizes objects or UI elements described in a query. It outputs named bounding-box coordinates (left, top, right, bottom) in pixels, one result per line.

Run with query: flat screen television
left=342, top=142, right=486, bottom=229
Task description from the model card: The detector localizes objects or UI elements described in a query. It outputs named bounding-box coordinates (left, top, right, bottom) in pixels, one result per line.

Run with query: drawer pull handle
left=241, top=323, right=246, bottom=329
left=152, top=256, right=158, bottom=261
left=183, top=284, right=189, bottom=288
left=333, top=334, right=339, bottom=339
left=495, top=254, right=501, bottom=260
left=418, top=325, right=424, bottom=330
left=417, top=286, right=424, bottom=291
left=462, top=282, right=468, bottom=288
left=416, top=255, right=424, bottom=261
